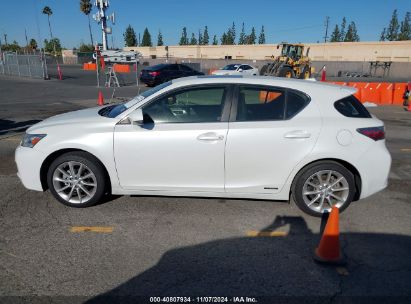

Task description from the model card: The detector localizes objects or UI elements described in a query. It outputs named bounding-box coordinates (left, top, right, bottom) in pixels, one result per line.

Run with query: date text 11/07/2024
left=149, top=296, right=258, bottom=303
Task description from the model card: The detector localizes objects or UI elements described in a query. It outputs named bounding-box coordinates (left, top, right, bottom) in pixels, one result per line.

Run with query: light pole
left=93, top=0, right=115, bottom=51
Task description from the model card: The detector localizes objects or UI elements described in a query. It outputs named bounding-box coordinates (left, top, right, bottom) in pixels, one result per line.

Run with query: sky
left=0, top=0, right=410, bottom=49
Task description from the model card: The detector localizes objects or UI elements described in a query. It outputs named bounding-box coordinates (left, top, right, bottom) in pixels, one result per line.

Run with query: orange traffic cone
left=314, top=207, right=345, bottom=264
left=321, top=65, right=326, bottom=82
left=97, top=91, right=104, bottom=106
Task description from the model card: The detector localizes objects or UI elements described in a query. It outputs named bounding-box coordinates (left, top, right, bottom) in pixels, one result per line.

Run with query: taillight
left=356, top=126, right=385, bottom=141
left=149, top=71, right=160, bottom=76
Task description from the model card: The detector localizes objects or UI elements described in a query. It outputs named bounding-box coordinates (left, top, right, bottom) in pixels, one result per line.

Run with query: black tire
left=292, top=161, right=356, bottom=217
left=47, top=151, right=108, bottom=208
left=278, top=66, right=295, bottom=78
left=259, top=64, right=269, bottom=75
left=299, top=67, right=311, bottom=79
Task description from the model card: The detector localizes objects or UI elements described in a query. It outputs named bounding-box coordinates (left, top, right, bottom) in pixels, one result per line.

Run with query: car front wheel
left=292, top=161, right=356, bottom=217
left=47, top=152, right=107, bottom=207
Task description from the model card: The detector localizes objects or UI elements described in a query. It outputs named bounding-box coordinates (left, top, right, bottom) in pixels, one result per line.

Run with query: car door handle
left=197, top=132, right=224, bottom=141
left=284, top=130, right=311, bottom=139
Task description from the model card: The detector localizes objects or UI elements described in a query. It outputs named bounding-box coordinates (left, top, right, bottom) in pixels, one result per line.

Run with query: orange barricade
left=113, top=64, right=131, bottom=73
left=393, top=83, right=407, bottom=105
left=348, top=82, right=367, bottom=102
left=360, top=83, right=380, bottom=104
left=326, top=81, right=410, bottom=105
left=83, top=63, right=97, bottom=71
left=259, top=91, right=282, bottom=103
left=379, top=83, right=394, bottom=105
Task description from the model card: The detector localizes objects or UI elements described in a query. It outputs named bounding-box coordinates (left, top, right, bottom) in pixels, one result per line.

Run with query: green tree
left=29, top=38, right=38, bottom=50
left=247, top=27, right=256, bottom=44
left=258, top=25, right=266, bottom=44
left=220, top=32, right=227, bottom=45
left=339, top=17, right=346, bottom=41
left=79, top=43, right=94, bottom=52
left=157, top=30, right=164, bottom=46
left=141, top=28, right=152, bottom=46
left=44, top=38, right=62, bottom=55
left=123, top=25, right=137, bottom=46
left=380, top=27, right=386, bottom=41
left=198, top=30, right=203, bottom=45
left=1, top=40, right=21, bottom=52
left=203, top=26, right=209, bottom=45
left=212, top=35, right=218, bottom=45
left=344, top=21, right=360, bottom=42
left=330, top=25, right=340, bottom=42
left=189, top=33, right=197, bottom=45
left=399, top=12, right=411, bottom=40
left=42, top=6, right=54, bottom=39
left=179, top=27, right=188, bottom=45
left=80, top=0, right=94, bottom=46
left=238, top=22, right=246, bottom=45
left=386, top=9, right=400, bottom=41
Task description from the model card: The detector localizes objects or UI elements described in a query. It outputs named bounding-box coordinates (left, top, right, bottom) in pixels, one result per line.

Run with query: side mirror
left=238, top=68, right=243, bottom=72
left=128, top=108, right=144, bottom=125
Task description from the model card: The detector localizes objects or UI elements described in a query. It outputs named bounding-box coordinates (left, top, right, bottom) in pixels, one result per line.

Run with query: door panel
left=114, top=123, right=227, bottom=191
left=114, top=85, right=231, bottom=192
left=225, top=86, right=321, bottom=194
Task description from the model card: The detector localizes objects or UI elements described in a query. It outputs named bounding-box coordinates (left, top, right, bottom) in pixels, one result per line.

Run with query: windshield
left=98, top=81, right=172, bottom=118
left=222, top=64, right=240, bottom=70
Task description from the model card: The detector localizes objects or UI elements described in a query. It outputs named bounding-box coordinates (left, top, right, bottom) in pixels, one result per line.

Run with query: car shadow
left=0, top=119, right=42, bottom=136
left=84, top=215, right=411, bottom=303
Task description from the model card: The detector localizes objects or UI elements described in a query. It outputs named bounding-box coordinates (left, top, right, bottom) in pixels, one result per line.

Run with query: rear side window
left=334, top=95, right=371, bottom=118
left=286, top=91, right=310, bottom=119
left=237, top=86, right=286, bottom=121
left=236, top=86, right=310, bottom=121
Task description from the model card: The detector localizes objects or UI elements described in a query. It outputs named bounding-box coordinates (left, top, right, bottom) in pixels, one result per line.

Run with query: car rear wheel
left=292, top=161, right=355, bottom=217
left=47, top=152, right=107, bottom=207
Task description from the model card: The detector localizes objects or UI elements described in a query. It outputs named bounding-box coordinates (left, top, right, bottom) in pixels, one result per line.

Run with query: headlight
left=21, top=134, right=47, bottom=148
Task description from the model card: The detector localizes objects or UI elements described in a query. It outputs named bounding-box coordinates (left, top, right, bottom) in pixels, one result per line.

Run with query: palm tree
left=80, top=0, right=94, bottom=46
left=42, top=6, right=53, bottom=39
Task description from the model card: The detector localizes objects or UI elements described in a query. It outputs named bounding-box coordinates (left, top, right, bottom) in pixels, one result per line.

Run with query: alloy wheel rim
left=52, top=161, right=97, bottom=204
left=302, top=170, right=349, bottom=213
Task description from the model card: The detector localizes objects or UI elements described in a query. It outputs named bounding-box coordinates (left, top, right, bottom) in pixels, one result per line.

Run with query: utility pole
left=324, top=16, right=330, bottom=43
left=93, top=0, right=115, bottom=51
left=4, top=34, right=8, bottom=46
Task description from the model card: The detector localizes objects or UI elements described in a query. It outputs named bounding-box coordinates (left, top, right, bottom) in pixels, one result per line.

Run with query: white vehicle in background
left=15, top=76, right=391, bottom=217
left=96, top=50, right=141, bottom=64
left=212, top=64, right=258, bottom=76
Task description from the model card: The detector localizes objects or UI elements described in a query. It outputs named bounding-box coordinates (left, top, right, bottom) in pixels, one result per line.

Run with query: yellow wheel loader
left=260, top=43, right=314, bottom=79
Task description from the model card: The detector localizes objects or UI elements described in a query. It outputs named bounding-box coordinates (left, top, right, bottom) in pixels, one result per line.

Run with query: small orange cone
left=314, top=207, right=345, bottom=264
left=321, top=65, right=326, bottom=82
left=97, top=91, right=104, bottom=106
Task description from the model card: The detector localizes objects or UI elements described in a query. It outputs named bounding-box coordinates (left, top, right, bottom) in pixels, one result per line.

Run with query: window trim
left=139, top=84, right=235, bottom=124
left=229, top=84, right=311, bottom=122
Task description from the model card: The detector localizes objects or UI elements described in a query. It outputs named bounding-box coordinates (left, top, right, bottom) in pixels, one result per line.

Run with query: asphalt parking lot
left=1, top=69, right=411, bottom=303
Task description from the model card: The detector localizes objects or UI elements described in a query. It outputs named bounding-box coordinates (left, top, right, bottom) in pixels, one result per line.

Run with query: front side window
left=143, top=87, right=227, bottom=123
left=237, top=86, right=286, bottom=121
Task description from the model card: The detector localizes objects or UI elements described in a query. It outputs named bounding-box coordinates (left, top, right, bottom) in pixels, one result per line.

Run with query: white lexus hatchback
left=15, top=76, right=391, bottom=216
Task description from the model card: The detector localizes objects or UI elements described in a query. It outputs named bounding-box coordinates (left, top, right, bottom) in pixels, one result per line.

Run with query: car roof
left=171, top=75, right=355, bottom=100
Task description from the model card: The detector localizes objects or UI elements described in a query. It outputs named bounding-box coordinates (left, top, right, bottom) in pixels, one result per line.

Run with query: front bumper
left=15, top=146, right=45, bottom=191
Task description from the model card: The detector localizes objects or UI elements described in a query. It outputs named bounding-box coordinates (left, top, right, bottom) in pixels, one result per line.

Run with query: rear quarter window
left=286, top=90, right=310, bottom=119
left=334, top=95, right=372, bottom=118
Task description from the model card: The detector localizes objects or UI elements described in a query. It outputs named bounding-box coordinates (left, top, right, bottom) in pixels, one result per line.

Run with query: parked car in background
left=212, top=64, right=258, bottom=76
left=15, top=76, right=391, bottom=217
left=140, top=63, right=204, bottom=86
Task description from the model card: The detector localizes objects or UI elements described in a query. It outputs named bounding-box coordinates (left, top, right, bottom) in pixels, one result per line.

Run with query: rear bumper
left=15, top=146, right=45, bottom=191
left=140, top=76, right=159, bottom=86
left=357, top=141, right=391, bottom=199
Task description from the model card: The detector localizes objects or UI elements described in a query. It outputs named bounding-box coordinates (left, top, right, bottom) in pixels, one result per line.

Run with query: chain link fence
left=0, top=52, right=48, bottom=79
